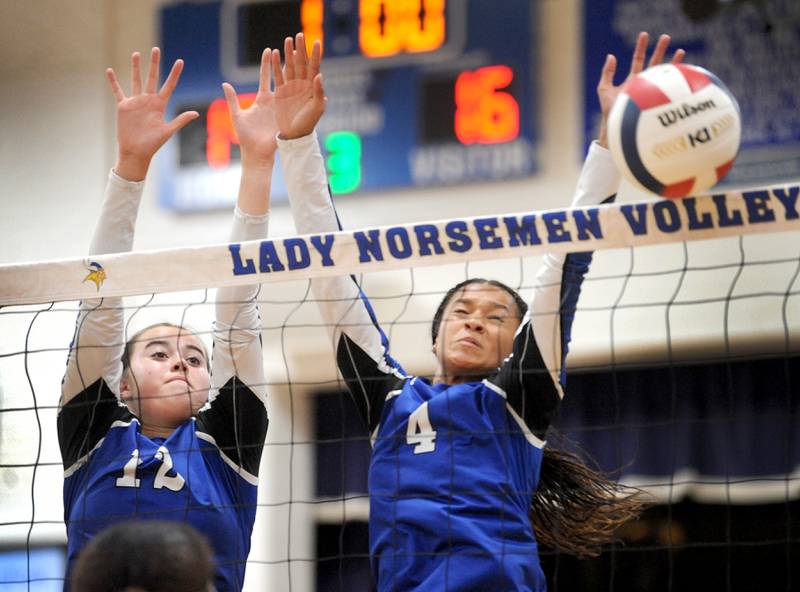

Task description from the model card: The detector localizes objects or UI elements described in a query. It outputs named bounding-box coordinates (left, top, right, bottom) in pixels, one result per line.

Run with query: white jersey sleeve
left=491, top=141, right=622, bottom=437
left=60, top=170, right=144, bottom=406
left=209, top=208, right=269, bottom=405
left=278, top=133, right=406, bottom=430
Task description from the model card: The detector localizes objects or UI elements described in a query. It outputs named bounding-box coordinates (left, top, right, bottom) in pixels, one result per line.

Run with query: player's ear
left=119, top=370, right=133, bottom=401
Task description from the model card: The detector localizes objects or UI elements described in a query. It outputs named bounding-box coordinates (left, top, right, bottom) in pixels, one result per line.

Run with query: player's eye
left=151, top=351, right=168, bottom=360
left=186, top=356, right=203, bottom=367
left=488, top=315, right=504, bottom=323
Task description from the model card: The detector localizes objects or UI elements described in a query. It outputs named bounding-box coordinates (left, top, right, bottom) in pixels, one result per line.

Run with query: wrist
left=240, top=151, right=276, bottom=171
left=114, top=153, right=152, bottom=182
left=597, top=121, right=609, bottom=149
left=278, top=129, right=314, bottom=141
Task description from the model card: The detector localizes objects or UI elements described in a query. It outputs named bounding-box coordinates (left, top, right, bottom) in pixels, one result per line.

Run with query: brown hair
left=432, top=279, right=646, bottom=557
left=533, top=447, right=648, bottom=557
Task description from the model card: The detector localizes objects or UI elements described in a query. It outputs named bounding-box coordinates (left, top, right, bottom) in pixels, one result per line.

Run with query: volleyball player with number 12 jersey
left=57, top=47, right=277, bottom=590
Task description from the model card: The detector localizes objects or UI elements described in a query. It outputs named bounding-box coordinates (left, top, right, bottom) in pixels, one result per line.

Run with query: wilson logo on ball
left=657, top=99, right=717, bottom=127
left=607, top=63, right=741, bottom=199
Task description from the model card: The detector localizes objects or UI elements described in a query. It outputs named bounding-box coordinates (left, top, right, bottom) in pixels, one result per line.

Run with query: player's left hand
left=273, top=32, right=326, bottom=140
left=596, top=32, right=685, bottom=148
left=222, top=47, right=280, bottom=167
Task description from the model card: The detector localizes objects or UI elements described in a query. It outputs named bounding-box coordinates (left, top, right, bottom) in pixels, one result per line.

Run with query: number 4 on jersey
left=406, top=401, right=437, bottom=454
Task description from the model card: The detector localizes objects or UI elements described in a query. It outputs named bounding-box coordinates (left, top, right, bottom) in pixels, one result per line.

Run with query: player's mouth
left=168, top=376, right=190, bottom=386
left=457, top=336, right=482, bottom=349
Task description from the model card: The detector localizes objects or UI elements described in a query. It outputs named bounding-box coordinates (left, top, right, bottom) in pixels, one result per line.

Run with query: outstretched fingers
left=294, top=33, right=308, bottom=80
left=598, top=53, right=617, bottom=89
left=671, top=48, right=686, bottom=64
left=159, top=59, right=185, bottom=100
left=131, top=51, right=142, bottom=95
left=271, top=48, right=284, bottom=86
left=258, top=48, right=272, bottom=94
left=629, top=31, right=649, bottom=76
left=283, top=36, right=296, bottom=81
left=165, top=110, right=200, bottom=136
left=222, top=82, right=240, bottom=117
left=145, top=47, right=160, bottom=94
left=647, top=34, right=671, bottom=68
left=106, top=68, right=126, bottom=102
left=310, top=39, right=322, bottom=79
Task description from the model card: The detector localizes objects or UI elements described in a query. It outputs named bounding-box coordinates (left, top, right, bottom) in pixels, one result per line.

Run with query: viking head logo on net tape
left=82, top=260, right=107, bottom=291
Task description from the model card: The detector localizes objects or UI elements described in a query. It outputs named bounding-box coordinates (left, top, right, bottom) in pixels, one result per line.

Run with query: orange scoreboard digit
left=160, top=0, right=536, bottom=211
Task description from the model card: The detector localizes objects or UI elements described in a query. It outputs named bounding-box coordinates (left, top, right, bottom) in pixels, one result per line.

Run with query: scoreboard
left=159, top=0, right=537, bottom=211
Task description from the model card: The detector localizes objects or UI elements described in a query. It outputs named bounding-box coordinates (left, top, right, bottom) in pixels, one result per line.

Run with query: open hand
left=273, top=33, right=326, bottom=140
left=596, top=32, right=685, bottom=148
left=222, top=47, right=280, bottom=167
left=107, top=48, right=198, bottom=181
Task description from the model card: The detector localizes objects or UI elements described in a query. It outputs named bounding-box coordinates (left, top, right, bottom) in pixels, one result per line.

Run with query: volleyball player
left=272, top=32, right=682, bottom=590
left=58, top=47, right=278, bottom=590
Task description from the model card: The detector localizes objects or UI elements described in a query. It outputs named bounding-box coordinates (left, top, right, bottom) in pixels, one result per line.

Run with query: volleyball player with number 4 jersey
left=271, top=32, right=680, bottom=591
left=58, top=47, right=279, bottom=591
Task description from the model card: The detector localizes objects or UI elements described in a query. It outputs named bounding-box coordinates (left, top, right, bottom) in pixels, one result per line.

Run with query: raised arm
left=61, top=49, right=198, bottom=407
left=275, top=34, right=405, bottom=431
left=208, top=49, right=280, bottom=403
left=493, top=33, right=684, bottom=438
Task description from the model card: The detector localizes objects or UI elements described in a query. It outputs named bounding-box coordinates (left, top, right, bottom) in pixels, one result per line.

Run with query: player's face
left=433, top=283, right=521, bottom=384
left=121, top=325, right=210, bottom=431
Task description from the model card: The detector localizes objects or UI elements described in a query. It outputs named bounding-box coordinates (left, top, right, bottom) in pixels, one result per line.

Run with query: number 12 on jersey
left=406, top=401, right=437, bottom=454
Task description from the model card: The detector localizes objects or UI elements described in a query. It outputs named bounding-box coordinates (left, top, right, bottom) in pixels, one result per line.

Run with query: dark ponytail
left=532, top=447, right=648, bottom=558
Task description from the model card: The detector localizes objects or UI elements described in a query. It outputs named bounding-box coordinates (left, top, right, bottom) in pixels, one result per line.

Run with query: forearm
left=89, top=170, right=144, bottom=255
left=62, top=171, right=144, bottom=404
left=212, top=151, right=272, bottom=326
left=212, top=207, right=269, bottom=399
left=536, top=141, right=620, bottom=292
left=278, top=132, right=361, bottom=311
left=523, top=142, right=622, bottom=404
left=236, top=154, right=274, bottom=216
left=570, top=141, right=621, bottom=208
left=278, top=132, right=391, bottom=370
left=278, top=132, right=340, bottom=234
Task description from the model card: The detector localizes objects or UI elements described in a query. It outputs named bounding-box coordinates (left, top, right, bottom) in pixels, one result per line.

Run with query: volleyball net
left=1, top=184, right=799, bottom=590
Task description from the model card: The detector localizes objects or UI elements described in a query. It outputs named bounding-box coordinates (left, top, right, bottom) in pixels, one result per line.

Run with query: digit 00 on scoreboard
left=160, top=0, right=537, bottom=211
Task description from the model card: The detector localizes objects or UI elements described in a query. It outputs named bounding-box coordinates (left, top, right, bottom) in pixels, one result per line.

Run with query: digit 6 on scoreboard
left=455, top=65, right=520, bottom=145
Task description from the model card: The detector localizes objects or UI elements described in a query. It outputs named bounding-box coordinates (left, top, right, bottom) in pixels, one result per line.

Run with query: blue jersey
left=58, top=377, right=266, bottom=591
left=59, top=171, right=269, bottom=591
left=368, top=377, right=545, bottom=590
left=332, top=247, right=592, bottom=591
left=279, top=134, right=621, bottom=591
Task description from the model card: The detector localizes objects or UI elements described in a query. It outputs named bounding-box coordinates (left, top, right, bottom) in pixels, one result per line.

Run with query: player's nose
left=464, top=316, right=485, bottom=332
left=172, top=354, right=188, bottom=371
